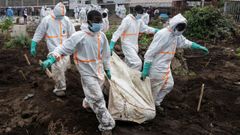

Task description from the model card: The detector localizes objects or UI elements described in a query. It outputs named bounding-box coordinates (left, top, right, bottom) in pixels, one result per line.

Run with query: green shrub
left=236, top=47, right=240, bottom=57
left=138, top=34, right=153, bottom=50
left=105, top=25, right=122, bottom=45
left=4, top=34, right=31, bottom=49
left=138, top=19, right=163, bottom=49
left=0, top=18, right=13, bottom=32
left=105, top=26, right=117, bottom=41
left=184, top=6, right=239, bottom=42
left=149, top=18, right=163, bottom=29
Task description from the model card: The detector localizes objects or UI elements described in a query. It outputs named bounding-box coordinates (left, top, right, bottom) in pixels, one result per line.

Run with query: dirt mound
left=0, top=41, right=240, bottom=135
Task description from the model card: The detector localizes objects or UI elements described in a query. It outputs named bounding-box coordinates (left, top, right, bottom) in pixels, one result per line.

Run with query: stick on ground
left=197, top=84, right=205, bottom=112
left=39, top=60, right=53, bottom=78
left=205, top=58, right=211, bottom=67
left=24, top=54, right=31, bottom=65
left=19, top=70, right=27, bottom=80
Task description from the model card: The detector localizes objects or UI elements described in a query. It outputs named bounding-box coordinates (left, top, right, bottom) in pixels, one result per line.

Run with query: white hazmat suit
left=144, top=14, right=193, bottom=106
left=40, top=6, right=46, bottom=20
left=32, top=3, right=76, bottom=95
left=120, top=5, right=126, bottom=19
left=74, top=6, right=80, bottom=20
left=50, top=27, right=115, bottom=131
left=115, top=4, right=119, bottom=17
left=111, top=14, right=156, bottom=71
left=45, top=8, right=52, bottom=16
left=79, top=8, right=87, bottom=24
left=102, top=13, right=109, bottom=33
left=142, top=13, right=150, bottom=25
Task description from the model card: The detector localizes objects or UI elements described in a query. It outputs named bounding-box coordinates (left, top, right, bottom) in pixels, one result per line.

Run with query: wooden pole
left=197, top=84, right=205, bottom=112
left=39, top=60, right=53, bottom=78
left=19, top=70, right=27, bottom=80
left=24, top=54, right=31, bottom=65
left=205, top=58, right=211, bottom=67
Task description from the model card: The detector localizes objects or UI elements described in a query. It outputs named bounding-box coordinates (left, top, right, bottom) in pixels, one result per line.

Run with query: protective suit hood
left=168, top=13, right=187, bottom=35
left=53, top=2, right=66, bottom=18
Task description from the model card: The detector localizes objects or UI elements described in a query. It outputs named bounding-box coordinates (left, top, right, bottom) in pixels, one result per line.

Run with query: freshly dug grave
left=0, top=39, right=240, bottom=135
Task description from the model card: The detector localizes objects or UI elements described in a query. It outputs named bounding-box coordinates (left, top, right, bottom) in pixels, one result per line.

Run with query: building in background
left=0, top=0, right=69, bottom=8
left=0, top=0, right=70, bottom=16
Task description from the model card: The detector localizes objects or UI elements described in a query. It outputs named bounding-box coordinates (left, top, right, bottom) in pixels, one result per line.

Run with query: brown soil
left=0, top=39, right=240, bottom=135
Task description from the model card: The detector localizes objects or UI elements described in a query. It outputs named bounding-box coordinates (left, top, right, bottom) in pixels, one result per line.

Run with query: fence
left=224, top=1, right=240, bottom=22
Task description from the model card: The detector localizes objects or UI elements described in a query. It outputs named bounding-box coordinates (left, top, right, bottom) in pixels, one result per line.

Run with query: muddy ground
left=1, top=35, right=240, bottom=135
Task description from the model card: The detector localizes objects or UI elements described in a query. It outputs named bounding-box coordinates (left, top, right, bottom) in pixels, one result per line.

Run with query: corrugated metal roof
left=128, top=0, right=172, bottom=3
left=127, top=0, right=185, bottom=3
left=113, top=0, right=183, bottom=4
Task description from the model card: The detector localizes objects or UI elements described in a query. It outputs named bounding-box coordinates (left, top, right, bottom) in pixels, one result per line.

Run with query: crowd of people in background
left=1, top=4, right=170, bottom=25
left=114, top=5, right=170, bottom=24
left=1, top=7, right=36, bottom=17
left=73, top=4, right=108, bottom=25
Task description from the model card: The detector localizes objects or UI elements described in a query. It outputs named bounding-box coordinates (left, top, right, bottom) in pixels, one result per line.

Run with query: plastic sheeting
left=107, top=52, right=156, bottom=124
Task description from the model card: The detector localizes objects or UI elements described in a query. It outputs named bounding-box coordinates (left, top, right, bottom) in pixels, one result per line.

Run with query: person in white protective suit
left=110, top=5, right=159, bottom=71
left=120, top=5, right=126, bottom=19
left=141, top=11, right=150, bottom=25
left=79, top=7, right=87, bottom=24
left=40, top=10, right=115, bottom=135
left=118, top=5, right=123, bottom=18
left=141, top=14, right=209, bottom=111
left=115, top=4, right=120, bottom=17
left=101, top=11, right=109, bottom=33
left=87, top=5, right=93, bottom=13
left=96, top=5, right=102, bottom=12
left=40, top=6, right=46, bottom=20
left=103, top=8, right=109, bottom=14
left=30, top=2, right=76, bottom=97
left=74, top=6, right=80, bottom=20
left=23, top=9, right=28, bottom=24
left=45, top=8, right=52, bottom=16
left=118, top=5, right=122, bottom=18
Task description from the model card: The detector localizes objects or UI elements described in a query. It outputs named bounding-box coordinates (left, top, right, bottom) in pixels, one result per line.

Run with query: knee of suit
left=87, top=97, right=106, bottom=108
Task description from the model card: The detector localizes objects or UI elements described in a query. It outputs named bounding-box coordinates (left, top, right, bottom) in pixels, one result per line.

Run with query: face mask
left=89, top=23, right=102, bottom=32
left=55, top=16, right=64, bottom=20
left=135, top=14, right=142, bottom=20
